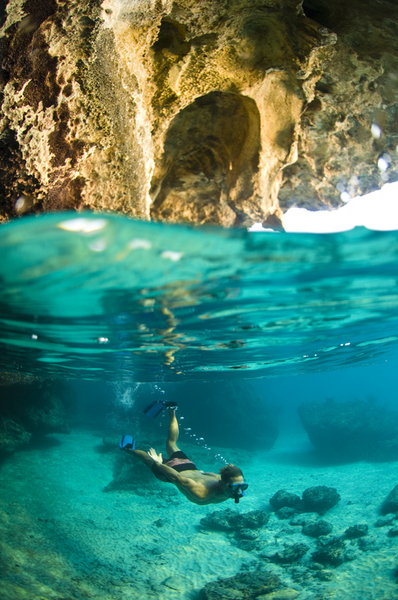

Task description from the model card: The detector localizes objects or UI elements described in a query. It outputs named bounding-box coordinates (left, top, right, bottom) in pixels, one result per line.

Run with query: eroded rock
left=199, top=570, right=281, bottom=600
left=311, top=537, right=346, bottom=567
left=344, top=523, right=368, bottom=539
left=302, top=520, right=333, bottom=537
left=298, top=399, right=398, bottom=460
left=269, top=490, right=301, bottom=511
left=381, top=484, right=398, bottom=515
left=271, top=543, right=309, bottom=565
left=0, top=375, right=72, bottom=453
left=0, top=417, right=31, bottom=454
left=2, top=0, right=396, bottom=226
left=301, top=485, right=340, bottom=514
left=200, top=508, right=269, bottom=532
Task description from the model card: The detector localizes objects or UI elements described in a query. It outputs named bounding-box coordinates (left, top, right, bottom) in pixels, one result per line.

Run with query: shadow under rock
left=20, top=435, right=63, bottom=451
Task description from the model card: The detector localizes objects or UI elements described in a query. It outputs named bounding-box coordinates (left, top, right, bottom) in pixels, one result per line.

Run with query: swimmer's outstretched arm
left=148, top=449, right=206, bottom=497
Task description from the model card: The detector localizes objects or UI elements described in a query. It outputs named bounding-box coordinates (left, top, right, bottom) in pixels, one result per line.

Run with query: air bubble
left=340, top=191, right=351, bottom=203
left=371, top=123, right=382, bottom=138
left=378, top=157, right=389, bottom=172
left=383, top=152, right=392, bottom=163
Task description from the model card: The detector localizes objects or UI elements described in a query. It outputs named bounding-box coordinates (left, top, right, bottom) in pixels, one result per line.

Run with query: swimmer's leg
left=166, top=408, right=180, bottom=457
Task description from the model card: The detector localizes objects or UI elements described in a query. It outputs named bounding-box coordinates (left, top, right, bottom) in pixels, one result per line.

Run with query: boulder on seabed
left=311, top=537, right=346, bottom=567
left=0, top=417, right=31, bottom=454
left=270, top=543, right=309, bottom=565
left=302, top=520, right=333, bottom=538
left=199, top=570, right=284, bottom=600
left=200, top=508, right=269, bottom=532
left=344, top=523, right=368, bottom=539
left=381, top=484, right=398, bottom=515
left=298, top=399, right=398, bottom=460
left=300, top=486, right=340, bottom=514
left=0, top=375, right=73, bottom=454
left=276, top=507, right=296, bottom=520
left=269, top=489, right=301, bottom=511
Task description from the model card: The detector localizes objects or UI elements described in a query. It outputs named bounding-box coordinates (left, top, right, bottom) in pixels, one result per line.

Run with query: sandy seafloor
left=1, top=428, right=398, bottom=600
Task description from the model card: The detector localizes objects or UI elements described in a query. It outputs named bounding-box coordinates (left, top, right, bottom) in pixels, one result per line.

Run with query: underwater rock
left=236, top=529, right=260, bottom=541
left=201, top=508, right=269, bottom=532
left=298, top=400, right=398, bottom=460
left=311, top=537, right=346, bottom=567
left=313, top=570, right=334, bottom=582
left=104, top=455, right=159, bottom=492
left=270, top=543, right=309, bottom=564
left=0, top=378, right=72, bottom=452
left=375, top=514, right=395, bottom=527
left=388, top=526, right=398, bottom=537
left=276, top=507, right=296, bottom=520
left=344, top=523, right=369, bottom=539
left=381, top=484, right=398, bottom=515
left=344, top=549, right=357, bottom=561
left=270, top=490, right=301, bottom=511
left=199, top=570, right=281, bottom=600
left=0, top=417, right=31, bottom=454
left=358, top=536, right=384, bottom=552
left=262, top=591, right=299, bottom=600
left=230, top=510, right=270, bottom=530
left=234, top=529, right=261, bottom=552
left=21, top=393, right=70, bottom=435
left=200, top=508, right=239, bottom=531
left=237, top=539, right=261, bottom=552
left=289, top=515, right=312, bottom=527
left=302, top=520, right=333, bottom=537
left=300, top=486, right=340, bottom=514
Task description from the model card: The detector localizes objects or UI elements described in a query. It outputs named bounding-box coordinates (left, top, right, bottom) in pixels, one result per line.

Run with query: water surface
left=1, top=213, right=398, bottom=381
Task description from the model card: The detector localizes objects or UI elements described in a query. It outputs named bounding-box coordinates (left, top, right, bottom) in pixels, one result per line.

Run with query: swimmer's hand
left=148, top=448, right=163, bottom=464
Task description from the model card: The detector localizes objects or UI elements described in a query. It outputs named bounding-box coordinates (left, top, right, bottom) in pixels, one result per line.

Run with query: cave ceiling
left=0, top=0, right=398, bottom=228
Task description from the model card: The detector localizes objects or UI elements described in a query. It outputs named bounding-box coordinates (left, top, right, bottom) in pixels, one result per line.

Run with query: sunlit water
left=1, top=212, right=398, bottom=381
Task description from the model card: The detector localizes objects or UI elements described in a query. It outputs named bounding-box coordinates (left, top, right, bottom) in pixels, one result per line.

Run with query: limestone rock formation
left=381, top=483, right=398, bottom=516
left=200, top=570, right=282, bottom=600
left=298, top=399, right=398, bottom=460
left=1, top=0, right=398, bottom=227
left=0, top=374, right=73, bottom=454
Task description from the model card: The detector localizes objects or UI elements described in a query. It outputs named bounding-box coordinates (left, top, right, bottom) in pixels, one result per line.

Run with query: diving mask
left=228, top=482, right=249, bottom=503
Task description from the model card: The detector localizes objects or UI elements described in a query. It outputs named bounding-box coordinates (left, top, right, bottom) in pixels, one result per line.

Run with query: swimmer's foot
left=163, top=401, right=178, bottom=411
left=119, top=435, right=136, bottom=450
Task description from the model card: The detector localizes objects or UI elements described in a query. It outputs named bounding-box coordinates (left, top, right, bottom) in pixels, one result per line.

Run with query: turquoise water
left=1, top=212, right=398, bottom=381
left=3, top=214, right=398, bottom=599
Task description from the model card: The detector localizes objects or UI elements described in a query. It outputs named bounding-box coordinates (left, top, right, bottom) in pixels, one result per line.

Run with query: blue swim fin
left=143, top=401, right=178, bottom=418
left=143, top=401, right=165, bottom=418
left=119, top=435, right=136, bottom=450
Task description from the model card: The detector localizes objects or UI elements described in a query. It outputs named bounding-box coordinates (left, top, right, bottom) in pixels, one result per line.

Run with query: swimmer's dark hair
left=220, top=464, right=244, bottom=482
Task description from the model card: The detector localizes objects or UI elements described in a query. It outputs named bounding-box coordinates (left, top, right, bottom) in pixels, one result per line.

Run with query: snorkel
left=229, top=482, right=249, bottom=503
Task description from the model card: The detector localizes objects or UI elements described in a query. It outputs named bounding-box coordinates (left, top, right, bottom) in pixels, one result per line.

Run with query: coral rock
left=200, top=570, right=281, bottom=600
left=302, top=520, right=333, bottom=537
left=301, top=486, right=340, bottom=514
left=344, top=523, right=369, bottom=539
left=311, top=537, right=346, bottom=567
left=270, top=490, right=301, bottom=511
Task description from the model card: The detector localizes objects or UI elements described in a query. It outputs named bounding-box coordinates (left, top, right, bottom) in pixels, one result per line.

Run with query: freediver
left=119, top=404, right=248, bottom=505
